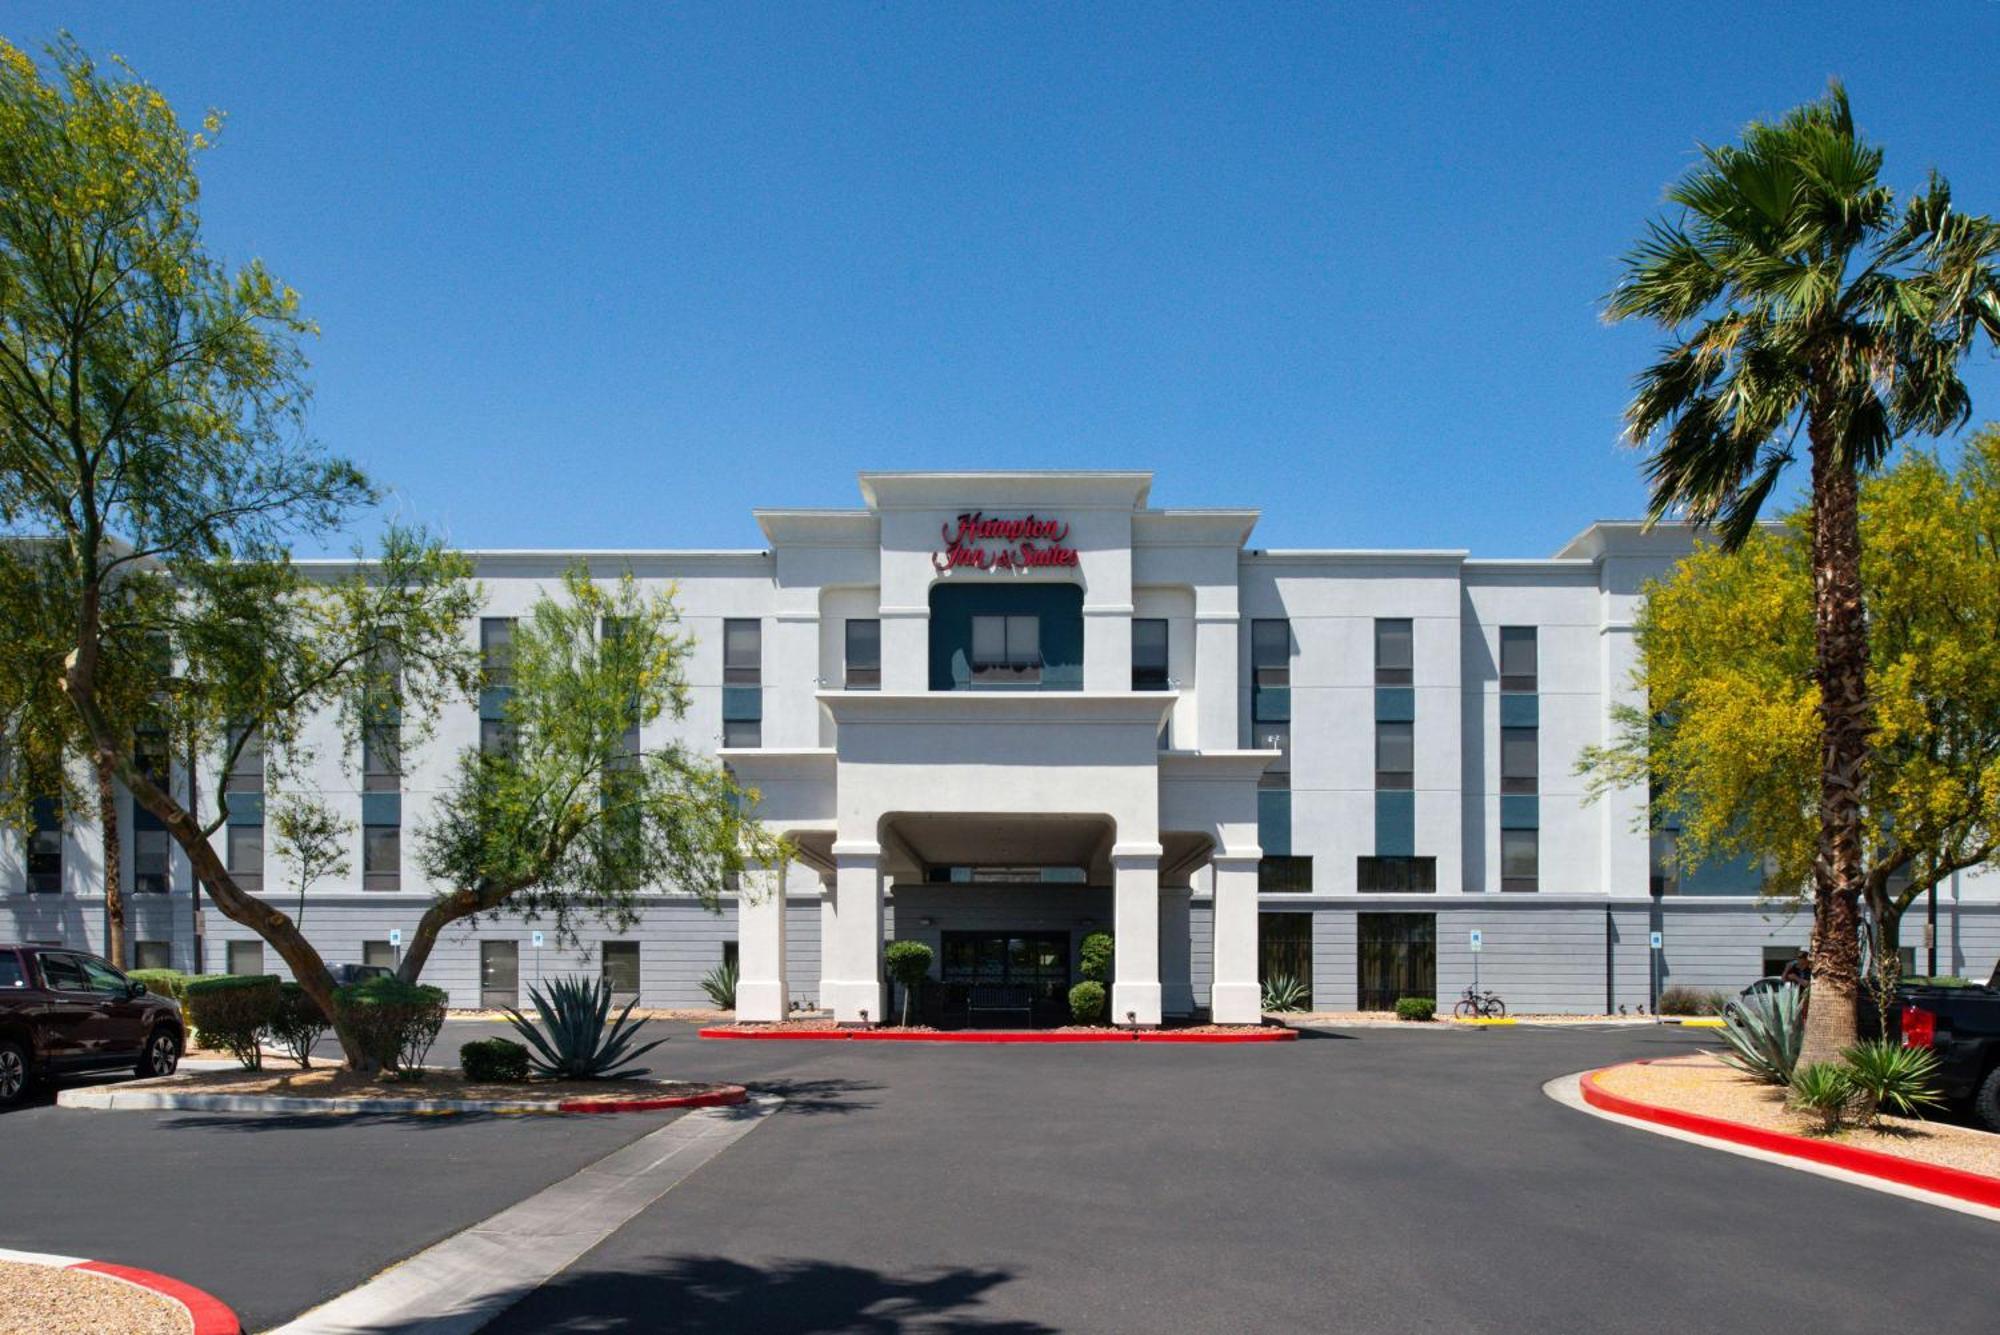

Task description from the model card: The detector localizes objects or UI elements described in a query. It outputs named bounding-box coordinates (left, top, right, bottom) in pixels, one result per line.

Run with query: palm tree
left=1608, top=84, right=2000, bottom=1062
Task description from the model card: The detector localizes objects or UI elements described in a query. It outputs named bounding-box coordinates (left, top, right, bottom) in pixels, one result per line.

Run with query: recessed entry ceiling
left=877, top=814, right=1212, bottom=884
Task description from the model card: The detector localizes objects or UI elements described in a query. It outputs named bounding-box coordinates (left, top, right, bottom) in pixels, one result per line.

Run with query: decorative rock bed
left=56, top=1067, right=747, bottom=1115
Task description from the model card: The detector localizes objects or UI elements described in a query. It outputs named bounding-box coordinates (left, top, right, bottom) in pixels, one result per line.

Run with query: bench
left=967, top=983, right=1034, bottom=1023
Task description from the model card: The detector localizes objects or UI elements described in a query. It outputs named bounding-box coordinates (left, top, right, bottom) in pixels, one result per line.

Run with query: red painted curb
left=65, top=1259, right=241, bottom=1335
left=1581, top=1062, right=2000, bottom=1210
left=556, top=1085, right=748, bottom=1114
left=697, top=1027, right=1295, bottom=1044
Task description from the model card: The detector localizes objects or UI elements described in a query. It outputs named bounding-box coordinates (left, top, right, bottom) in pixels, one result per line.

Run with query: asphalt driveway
left=7, top=1021, right=1998, bottom=1332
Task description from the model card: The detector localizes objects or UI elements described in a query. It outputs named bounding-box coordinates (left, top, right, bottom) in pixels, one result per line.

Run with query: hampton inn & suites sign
left=931, top=512, right=1080, bottom=573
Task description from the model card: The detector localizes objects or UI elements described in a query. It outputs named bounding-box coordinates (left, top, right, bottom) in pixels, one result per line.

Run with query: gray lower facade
left=10, top=886, right=1995, bottom=1014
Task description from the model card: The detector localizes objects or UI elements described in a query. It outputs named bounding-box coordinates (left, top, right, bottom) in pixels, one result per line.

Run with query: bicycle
left=1453, top=985, right=1507, bottom=1019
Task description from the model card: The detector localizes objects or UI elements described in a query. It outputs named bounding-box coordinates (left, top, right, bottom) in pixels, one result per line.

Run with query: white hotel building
left=8, top=470, right=1997, bottom=1019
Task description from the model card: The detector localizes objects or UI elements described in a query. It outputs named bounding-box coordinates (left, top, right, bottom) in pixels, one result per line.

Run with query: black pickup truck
left=1899, top=958, right=2000, bottom=1131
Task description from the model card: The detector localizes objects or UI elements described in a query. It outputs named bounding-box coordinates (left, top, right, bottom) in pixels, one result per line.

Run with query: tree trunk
left=1799, top=428, right=1869, bottom=1065
left=96, top=756, right=124, bottom=969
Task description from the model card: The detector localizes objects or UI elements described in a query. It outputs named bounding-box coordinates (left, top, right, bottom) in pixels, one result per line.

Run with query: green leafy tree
left=1606, top=83, right=2000, bottom=1060
left=1581, top=432, right=2000, bottom=1013
left=409, top=568, right=784, bottom=983
left=268, top=794, right=352, bottom=935
left=0, top=37, right=478, bottom=1067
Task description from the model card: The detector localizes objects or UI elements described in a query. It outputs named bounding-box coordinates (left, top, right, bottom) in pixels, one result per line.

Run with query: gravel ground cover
left=0, top=1260, right=191, bottom=1335
left=1596, top=1052, right=2000, bottom=1177
left=124, top=1067, right=734, bottom=1105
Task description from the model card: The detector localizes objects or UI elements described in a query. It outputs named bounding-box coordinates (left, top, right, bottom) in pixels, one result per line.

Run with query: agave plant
left=1840, top=1039, right=1944, bottom=1126
left=700, top=957, right=738, bottom=1011
left=1717, top=982, right=1807, bottom=1085
left=502, top=976, right=664, bottom=1080
left=1788, top=1062, right=1857, bottom=1135
left=1260, top=972, right=1309, bottom=1014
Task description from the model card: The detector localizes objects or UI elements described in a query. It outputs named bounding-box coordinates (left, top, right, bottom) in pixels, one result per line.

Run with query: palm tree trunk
left=97, top=755, right=124, bottom=969
left=1800, top=428, right=1868, bottom=1064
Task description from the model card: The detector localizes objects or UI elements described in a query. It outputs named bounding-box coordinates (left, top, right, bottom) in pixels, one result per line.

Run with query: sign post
left=1649, top=930, right=1664, bottom=1021
left=1469, top=929, right=1483, bottom=995
left=531, top=930, right=545, bottom=987
left=388, top=926, right=402, bottom=969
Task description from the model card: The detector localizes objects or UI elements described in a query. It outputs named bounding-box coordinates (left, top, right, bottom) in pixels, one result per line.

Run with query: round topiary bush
left=184, top=974, right=282, bottom=1068
left=266, top=981, right=331, bottom=1069
left=1069, top=980, right=1107, bottom=1025
left=884, top=940, right=934, bottom=1027
left=127, top=968, right=189, bottom=1002
left=333, top=975, right=448, bottom=1078
left=1394, top=996, right=1436, bottom=1023
left=460, top=1038, right=532, bottom=1083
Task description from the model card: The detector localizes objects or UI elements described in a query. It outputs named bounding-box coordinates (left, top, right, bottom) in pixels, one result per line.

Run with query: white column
left=1159, top=880, right=1194, bottom=1017
left=735, top=866, right=789, bottom=1022
left=1210, top=851, right=1262, bottom=1024
left=1111, top=846, right=1162, bottom=1026
left=824, top=842, right=885, bottom=1024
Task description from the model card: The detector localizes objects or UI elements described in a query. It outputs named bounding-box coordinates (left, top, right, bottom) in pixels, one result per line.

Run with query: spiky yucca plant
left=1718, top=983, right=1808, bottom=1084
left=699, top=957, right=738, bottom=1011
left=1260, top=973, right=1309, bottom=1014
left=502, top=976, right=664, bottom=1080
left=1840, top=1039, right=1943, bottom=1125
left=1789, top=1062, right=1858, bottom=1134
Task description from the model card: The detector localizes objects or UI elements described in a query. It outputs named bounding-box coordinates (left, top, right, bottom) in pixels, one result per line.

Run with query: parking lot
left=7, top=1020, right=1998, bottom=1332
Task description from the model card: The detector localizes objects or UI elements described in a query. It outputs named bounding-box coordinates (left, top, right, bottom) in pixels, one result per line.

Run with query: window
left=362, top=723, right=401, bottom=792
left=970, top=614, right=1041, bottom=682
left=79, top=955, right=128, bottom=994
left=363, top=939, right=397, bottom=969
left=1375, top=619, right=1413, bottom=685
left=0, top=954, right=23, bottom=988
left=1251, top=619, right=1290, bottom=688
left=363, top=825, right=400, bottom=892
left=723, top=619, right=762, bottom=684
left=1375, top=721, right=1413, bottom=790
left=481, top=618, right=515, bottom=688
left=40, top=952, right=88, bottom=991
left=1258, top=855, right=1314, bottom=893
left=480, top=718, right=516, bottom=758
left=1358, top=856, right=1438, bottom=894
left=1500, top=727, right=1538, bottom=795
left=844, top=619, right=881, bottom=690
left=1762, top=947, right=1802, bottom=978
left=1500, top=626, right=1537, bottom=693
left=722, top=717, right=762, bottom=748
left=226, top=940, right=264, bottom=975
left=228, top=823, right=264, bottom=887
left=1650, top=829, right=1679, bottom=896
left=134, top=828, right=170, bottom=894
left=225, top=725, right=264, bottom=794
left=602, top=941, right=641, bottom=1000
left=723, top=940, right=738, bottom=973
left=134, top=941, right=171, bottom=971
left=1132, top=619, right=1169, bottom=691
left=134, top=726, right=171, bottom=785
left=26, top=800, right=61, bottom=893
left=480, top=940, right=519, bottom=1008
left=1501, top=828, right=1538, bottom=893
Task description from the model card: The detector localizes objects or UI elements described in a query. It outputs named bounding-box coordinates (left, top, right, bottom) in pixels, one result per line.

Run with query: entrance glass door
left=938, top=931, right=1071, bottom=1025
left=1357, top=913, right=1435, bottom=1011
left=480, top=940, right=519, bottom=1009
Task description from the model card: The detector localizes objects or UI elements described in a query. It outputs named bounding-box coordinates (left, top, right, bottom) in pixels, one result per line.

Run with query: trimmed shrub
left=265, top=982, right=330, bottom=1069
left=184, top=974, right=281, bottom=1069
left=1078, top=932, right=1114, bottom=985
left=460, top=1038, right=532, bottom=1083
left=885, top=940, right=934, bottom=1027
left=699, top=958, right=737, bottom=1010
left=128, top=968, right=189, bottom=1002
left=1068, top=980, right=1106, bottom=1025
left=333, top=976, right=448, bottom=1078
left=1395, top=996, right=1436, bottom=1023
left=1658, top=986, right=1731, bottom=1017
left=504, top=976, right=664, bottom=1080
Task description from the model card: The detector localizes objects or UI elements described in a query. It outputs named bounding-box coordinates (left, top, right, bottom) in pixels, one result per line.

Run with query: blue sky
left=10, top=3, right=2000, bottom=555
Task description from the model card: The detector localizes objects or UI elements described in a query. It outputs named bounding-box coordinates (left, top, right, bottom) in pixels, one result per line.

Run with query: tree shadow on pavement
left=750, top=1077, right=882, bottom=1116
left=466, top=1255, right=1056, bottom=1334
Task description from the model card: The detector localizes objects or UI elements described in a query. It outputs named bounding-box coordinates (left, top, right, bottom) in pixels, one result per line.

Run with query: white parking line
left=265, top=1095, right=784, bottom=1335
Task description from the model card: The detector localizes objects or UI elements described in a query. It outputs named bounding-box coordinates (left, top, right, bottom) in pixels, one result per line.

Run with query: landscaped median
left=699, top=1023, right=1297, bottom=1043
left=56, top=1068, right=747, bottom=1116
left=1576, top=1054, right=2000, bottom=1212
left=0, top=1247, right=241, bottom=1335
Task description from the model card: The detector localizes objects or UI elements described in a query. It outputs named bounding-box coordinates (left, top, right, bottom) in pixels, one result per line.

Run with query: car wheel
left=1975, top=1064, right=2000, bottom=1134
left=135, top=1028, right=179, bottom=1080
left=0, top=1039, right=29, bottom=1106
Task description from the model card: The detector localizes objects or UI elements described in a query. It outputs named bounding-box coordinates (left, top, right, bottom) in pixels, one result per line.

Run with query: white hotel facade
left=8, top=470, right=1997, bottom=1019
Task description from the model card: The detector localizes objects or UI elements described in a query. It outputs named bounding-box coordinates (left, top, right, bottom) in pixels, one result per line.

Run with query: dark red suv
left=0, top=944, right=185, bottom=1106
